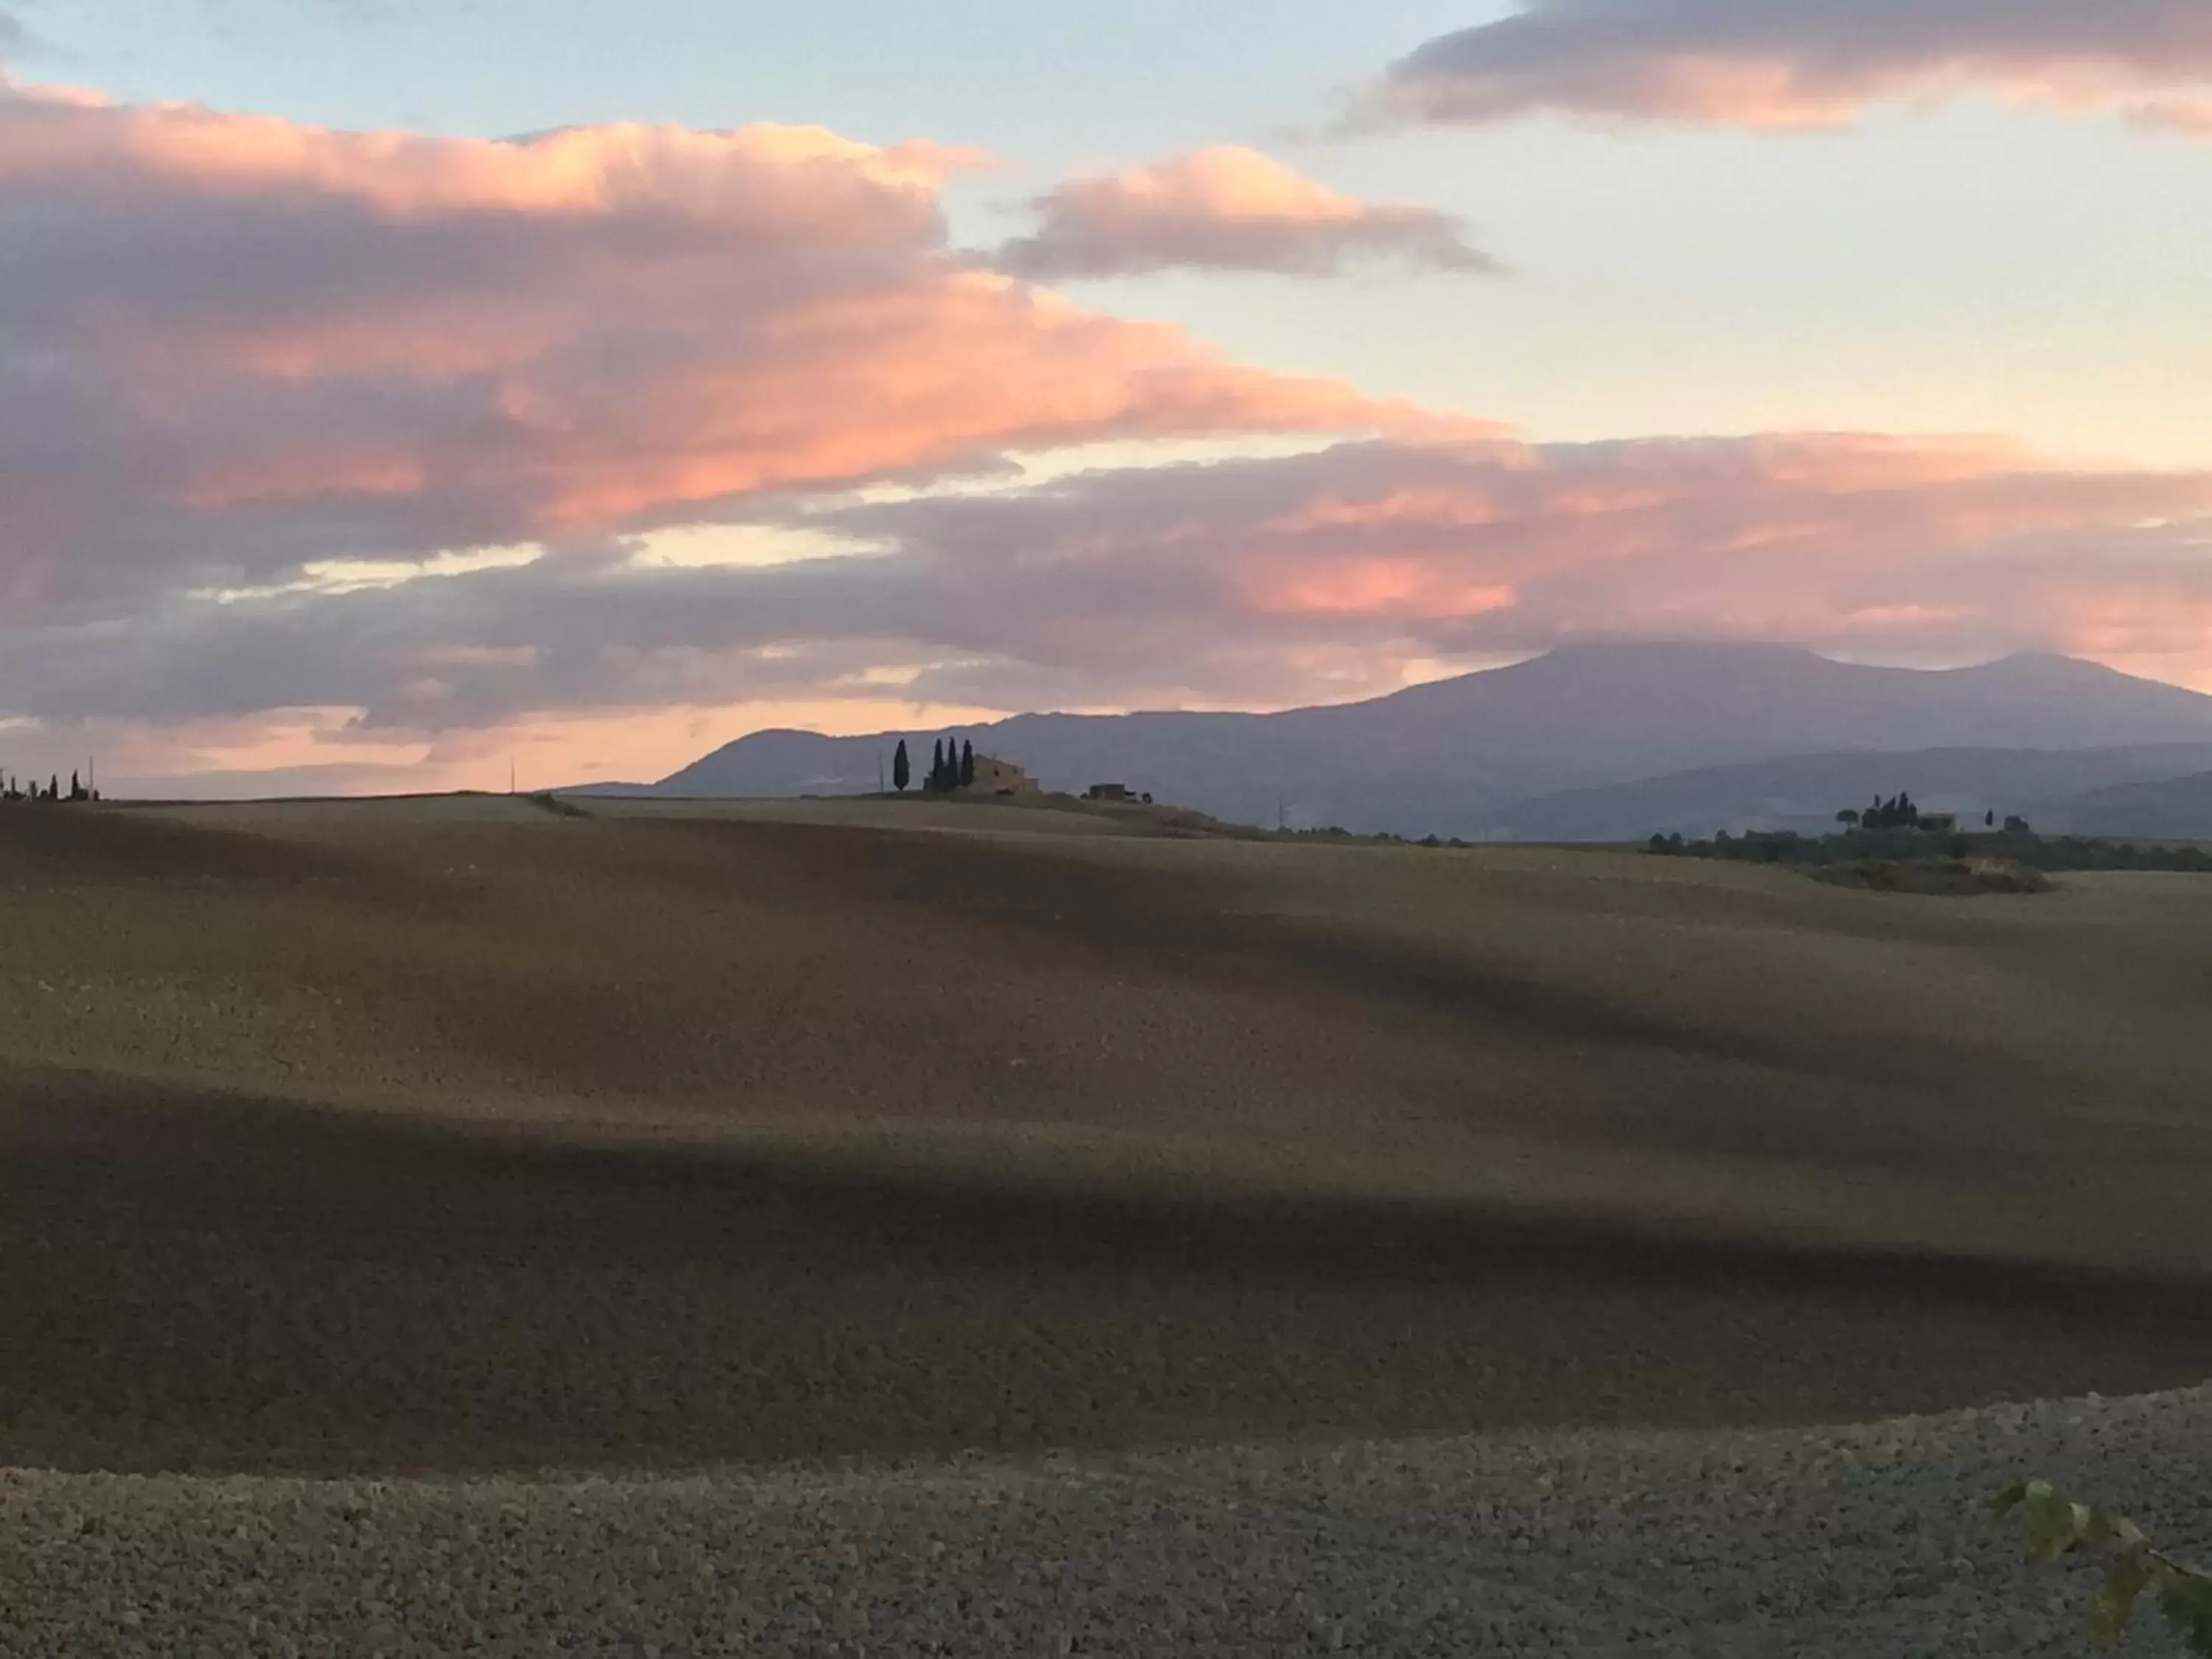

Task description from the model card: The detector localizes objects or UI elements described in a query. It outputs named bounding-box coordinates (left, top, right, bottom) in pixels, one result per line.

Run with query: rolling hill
left=2039, top=771, right=2212, bottom=840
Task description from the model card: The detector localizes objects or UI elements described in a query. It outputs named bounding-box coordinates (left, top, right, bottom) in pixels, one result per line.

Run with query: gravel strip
left=8, top=1385, right=2209, bottom=1657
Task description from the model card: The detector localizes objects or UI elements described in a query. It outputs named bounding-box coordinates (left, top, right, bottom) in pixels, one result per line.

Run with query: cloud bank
left=9, top=434, right=2210, bottom=785
left=0, top=83, right=1441, bottom=620
left=1373, top=0, right=2212, bottom=132
left=994, top=147, right=1499, bottom=279
left=4, top=76, right=2208, bottom=790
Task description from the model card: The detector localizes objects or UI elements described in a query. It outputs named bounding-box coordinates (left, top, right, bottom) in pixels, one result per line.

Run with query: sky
left=1, top=0, right=2208, bottom=793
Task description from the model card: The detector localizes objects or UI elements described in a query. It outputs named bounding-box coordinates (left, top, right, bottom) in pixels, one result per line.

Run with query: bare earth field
left=4, top=796, right=2211, bottom=1652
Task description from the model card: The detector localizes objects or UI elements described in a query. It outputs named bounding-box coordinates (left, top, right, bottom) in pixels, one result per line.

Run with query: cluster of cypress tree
left=1, top=771, right=91, bottom=803
left=1854, top=793, right=1921, bottom=830
left=889, top=737, right=974, bottom=794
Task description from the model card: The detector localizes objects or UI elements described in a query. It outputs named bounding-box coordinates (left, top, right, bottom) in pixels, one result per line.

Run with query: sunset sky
left=4, top=0, right=2209, bottom=794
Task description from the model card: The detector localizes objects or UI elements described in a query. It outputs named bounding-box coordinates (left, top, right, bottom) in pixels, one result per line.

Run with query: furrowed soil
left=5, top=798, right=2212, bottom=1482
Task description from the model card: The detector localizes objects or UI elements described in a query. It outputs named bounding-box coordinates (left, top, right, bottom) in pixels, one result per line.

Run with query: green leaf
left=2082, top=1509, right=2149, bottom=1554
left=2023, top=1489, right=2089, bottom=1563
left=1991, top=1480, right=2040, bottom=1523
left=2155, top=1572, right=2212, bottom=1657
left=2087, top=1554, right=2154, bottom=1649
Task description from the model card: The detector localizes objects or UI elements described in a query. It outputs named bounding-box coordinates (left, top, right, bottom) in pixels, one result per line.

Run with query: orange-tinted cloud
left=799, top=434, right=2212, bottom=697
left=1371, top=0, right=2212, bottom=133
left=2135, top=98, right=2212, bottom=136
left=0, top=82, right=1436, bottom=614
left=995, top=147, right=1500, bottom=279
left=10, top=434, right=2212, bottom=785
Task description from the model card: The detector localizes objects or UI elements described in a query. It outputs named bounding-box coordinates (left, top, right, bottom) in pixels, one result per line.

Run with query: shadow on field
left=476, top=818, right=2003, bottom=1099
left=0, top=806, right=369, bottom=885
left=8, top=1062, right=2212, bottom=1478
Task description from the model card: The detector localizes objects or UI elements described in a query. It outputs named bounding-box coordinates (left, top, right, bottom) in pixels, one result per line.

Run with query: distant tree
left=893, top=740, right=911, bottom=794
left=1986, top=810, right=1997, bottom=828
left=1862, top=792, right=1927, bottom=832
left=930, top=740, right=945, bottom=792
left=48, top=774, right=58, bottom=802
left=959, top=740, right=975, bottom=789
left=69, top=771, right=82, bottom=802
left=1837, top=809, right=1861, bottom=828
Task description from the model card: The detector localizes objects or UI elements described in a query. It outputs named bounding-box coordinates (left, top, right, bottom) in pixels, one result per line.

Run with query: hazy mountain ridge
left=1486, top=744, right=2212, bottom=843
left=2044, top=771, right=2212, bottom=841
left=624, top=644, right=2212, bottom=840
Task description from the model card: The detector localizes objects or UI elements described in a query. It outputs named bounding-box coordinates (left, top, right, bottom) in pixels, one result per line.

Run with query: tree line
left=1840, top=792, right=1925, bottom=830
left=1, top=771, right=94, bottom=804
left=1836, top=795, right=2023, bottom=833
left=889, top=737, right=973, bottom=794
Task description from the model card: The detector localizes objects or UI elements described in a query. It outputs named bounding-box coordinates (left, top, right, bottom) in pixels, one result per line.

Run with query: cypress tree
left=960, top=740, right=975, bottom=789
left=931, top=740, right=945, bottom=792
left=893, top=740, right=911, bottom=793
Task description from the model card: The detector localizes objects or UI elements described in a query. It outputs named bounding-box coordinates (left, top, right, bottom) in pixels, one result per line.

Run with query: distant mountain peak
left=648, top=642, right=2212, bottom=838
left=1961, top=649, right=2131, bottom=675
left=1537, top=637, right=1820, bottom=660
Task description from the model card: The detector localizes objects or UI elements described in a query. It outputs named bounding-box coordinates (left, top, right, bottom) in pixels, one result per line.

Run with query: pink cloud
left=995, top=147, right=1499, bottom=279
left=796, top=435, right=2212, bottom=698
left=0, top=84, right=1445, bottom=616
left=1371, top=0, right=2212, bottom=133
left=2134, top=98, right=2212, bottom=136
left=10, top=434, right=2212, bottom=780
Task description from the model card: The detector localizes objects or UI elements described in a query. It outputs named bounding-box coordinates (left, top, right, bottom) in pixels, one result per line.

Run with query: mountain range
left=584, top=643, right=2212, bottom=842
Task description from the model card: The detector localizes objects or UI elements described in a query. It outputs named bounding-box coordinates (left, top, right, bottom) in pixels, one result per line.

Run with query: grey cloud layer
left=9, top=438, right=2210, bottom=750
left=1377, top=0, right=2212, bottom=130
